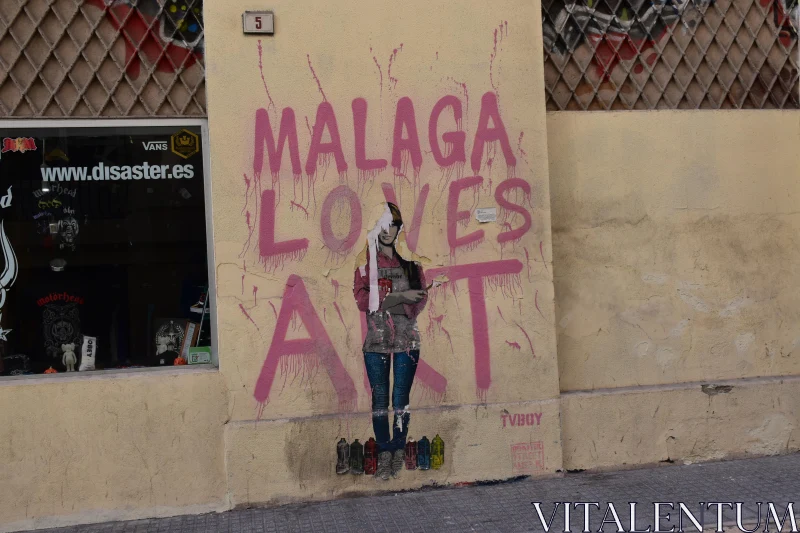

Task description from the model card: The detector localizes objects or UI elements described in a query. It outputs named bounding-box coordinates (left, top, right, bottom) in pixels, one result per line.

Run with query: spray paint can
left=350, top=439, right=364, bottom=474
left=431, top=434, right=444, bottom=469
left=336, top=438, right=349, bottom=475
left=364, top=437, right=378, bottom=475
left=404, top=438, right=417, bottom=470
left=417, top=436, right=431, bottom=470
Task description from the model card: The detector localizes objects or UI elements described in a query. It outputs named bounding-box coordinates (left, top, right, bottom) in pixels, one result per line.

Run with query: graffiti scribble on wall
left=0, top=0, right=205, bottom=116
left=245, top=20, right=544, bottom=430
left=542, top=0, right=799, bottom=109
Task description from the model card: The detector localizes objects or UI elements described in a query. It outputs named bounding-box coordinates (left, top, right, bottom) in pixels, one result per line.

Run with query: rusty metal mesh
left=0, top=0, right=205, bottom=117
left=543, top=0, right=799, bottom=109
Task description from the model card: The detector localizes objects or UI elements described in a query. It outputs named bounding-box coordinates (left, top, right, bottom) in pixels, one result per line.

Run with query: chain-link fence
left=0, top=0, right=205, bottom=117
left=543, top=0, right=799, bottom=109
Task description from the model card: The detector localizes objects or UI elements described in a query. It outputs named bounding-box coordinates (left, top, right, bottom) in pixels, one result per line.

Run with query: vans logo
left=142, top=141, right=168, bottom=151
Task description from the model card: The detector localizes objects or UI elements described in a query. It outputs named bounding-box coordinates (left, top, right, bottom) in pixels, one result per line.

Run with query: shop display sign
left=0, top=125, right=211, bottom=375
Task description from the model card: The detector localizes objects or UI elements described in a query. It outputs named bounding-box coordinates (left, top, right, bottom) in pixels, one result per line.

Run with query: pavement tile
left=22, top=454, right=800, bottom=533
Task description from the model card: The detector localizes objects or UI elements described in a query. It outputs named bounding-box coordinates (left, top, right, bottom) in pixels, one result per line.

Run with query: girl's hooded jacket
left=353, top=204, right=427, bottom=354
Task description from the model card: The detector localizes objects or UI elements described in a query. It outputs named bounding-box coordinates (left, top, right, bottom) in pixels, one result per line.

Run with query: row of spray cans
left=336, top=435, right=445, bottom=475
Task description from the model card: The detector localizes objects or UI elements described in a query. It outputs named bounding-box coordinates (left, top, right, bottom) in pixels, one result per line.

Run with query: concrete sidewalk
left=25, top=454, right=800, bottom=533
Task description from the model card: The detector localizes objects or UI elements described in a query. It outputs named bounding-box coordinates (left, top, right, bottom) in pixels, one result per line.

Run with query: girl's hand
left=380, top=290, right=425, bottom=309
left=394, top=290, right=425, bottom=304
left=397, top=290, right=426, bottom=304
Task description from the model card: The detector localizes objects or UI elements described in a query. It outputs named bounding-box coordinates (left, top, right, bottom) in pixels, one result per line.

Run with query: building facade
left=0, top=0, right=798, bottom=530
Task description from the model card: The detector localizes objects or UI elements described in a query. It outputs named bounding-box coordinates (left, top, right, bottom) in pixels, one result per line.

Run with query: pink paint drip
left=333, top=302, right=347, bottom=329
left=482, top=272, right=523, bottom=300
left=490, top=28, right=499, bottom=94
left=331, top=279, right=340, bottom=299
left=370, top=47, right=383, bottom=97
left=253, top=285, right=258, bottom=306
left=505, top=340, right=521, bottom=350
left=515, top=323, right=534, bottom=357
left=290, top=200, right=309, bottom=219
left=535, top=289, right=545, bottom=319
left=440, top=325, right=454, bottom=354
left=260, top=247, right=307, bottom=273
left=257, top=40, right=275, bottom=111
left=517, top=131, right=529, bottom=168
left=306, top=54, right=327, bottom=101
left=476, top=387, right=488, bottom=404
left=239, top=210, right=254, bottom=258
left=539, top=241, right=548, bottom=272
left=269, top=301, right=278, bottom=320
left=446, top=77, right=469, bottom=118
left=497, top=306, right=507, bottom=324
left=426, top=314, right=454, bottom=354
left=242, top=173, right=251, bottom=215
left=524, top=247, right=533, bottom=282
left=387, top=43, right=403, bottom=91
left=323, top=307, right=327, bottom=322
left=241, top=273, right=245, bottom=295
left=239, top=304, right=260, bottom=331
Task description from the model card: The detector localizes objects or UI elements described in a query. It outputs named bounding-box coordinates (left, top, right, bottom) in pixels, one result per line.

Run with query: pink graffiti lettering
left=501, top=412, right=542, bottom=428
left=251, top=93, right=514, bottom=181
left=259, top=189, right=309, bottom=269
left=352, top=98, right=388, bottom=173
left=495, top=178, right=532, bottom=244
left=254, top=107, right=302, bottom=182
left=471, top=92, right=516, bottom=174
left=428, top=259, right=523, bottom=394
left=306, top=102, right=348, bottom=177
left=392, top=97, right=423, bottom=178
left=447, top=176, right=484, bottom=255
left=429, top=95, right=466, bottom=167
left=320, top=185, right=362, bottom=254
left=380, top=182, right=430, bottom=253
left=254, top=275, right=356, bottom=412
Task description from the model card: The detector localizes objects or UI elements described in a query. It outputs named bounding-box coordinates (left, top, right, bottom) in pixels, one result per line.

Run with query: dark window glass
left=0, top=125, right=212, bottom=376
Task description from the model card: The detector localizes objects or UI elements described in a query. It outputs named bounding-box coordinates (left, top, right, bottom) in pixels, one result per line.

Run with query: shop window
left=0, top=122, right=214, bottom=377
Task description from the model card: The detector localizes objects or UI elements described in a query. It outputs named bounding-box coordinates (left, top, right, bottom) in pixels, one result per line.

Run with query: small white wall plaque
left=475, top=207, right=497, bottom=223
left=242, top=11, right=274, bottom=34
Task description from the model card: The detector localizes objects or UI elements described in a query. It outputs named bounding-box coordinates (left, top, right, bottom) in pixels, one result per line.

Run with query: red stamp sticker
left=2, top=137, right=36, bottom=153
left=510, top=441, right=544, bottom=475
left=378, top=278, right=393, bottom=304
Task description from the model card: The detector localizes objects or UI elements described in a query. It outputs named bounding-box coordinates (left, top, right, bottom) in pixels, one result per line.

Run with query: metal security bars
left=543, top=0, right=799, bottom=109
left=0, top=0, right=205, bottom=117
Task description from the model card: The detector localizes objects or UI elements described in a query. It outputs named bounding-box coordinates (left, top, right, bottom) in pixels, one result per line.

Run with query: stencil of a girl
left=353, top=202, right=427, bottom=480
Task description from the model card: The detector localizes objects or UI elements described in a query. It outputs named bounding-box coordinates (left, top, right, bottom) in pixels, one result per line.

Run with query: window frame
left=0, top=117, right=219, bottom=378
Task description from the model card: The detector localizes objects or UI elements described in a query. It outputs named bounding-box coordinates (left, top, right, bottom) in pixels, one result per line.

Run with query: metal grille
left=543, top=0, right=799, bottom=109
left=0, top=0, right=205, bottom=117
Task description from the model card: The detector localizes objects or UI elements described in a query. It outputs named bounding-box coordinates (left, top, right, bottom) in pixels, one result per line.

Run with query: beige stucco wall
left=561, top=376, right=800, bottom=470
left=205, top=0, right=561, bottom=508
left=2, top=0, right=799, bottom=530
left=0, top=368, right=228, bottom=532
left=548, top=111, right=800, bottom=468
left=0, top=1, right=560, bottom=529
